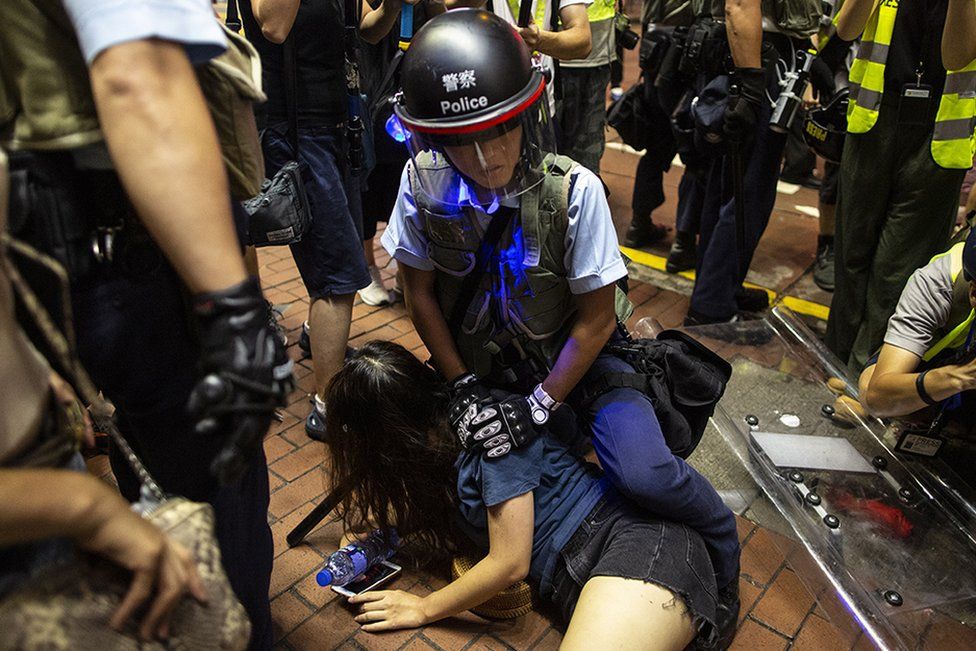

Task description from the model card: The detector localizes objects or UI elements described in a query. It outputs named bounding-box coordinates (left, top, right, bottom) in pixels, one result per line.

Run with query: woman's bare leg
left=560, top=576, right=696, bottom=651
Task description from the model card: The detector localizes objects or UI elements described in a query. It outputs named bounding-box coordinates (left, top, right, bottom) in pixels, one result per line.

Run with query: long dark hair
left=324, top=340, right=462, bottom=562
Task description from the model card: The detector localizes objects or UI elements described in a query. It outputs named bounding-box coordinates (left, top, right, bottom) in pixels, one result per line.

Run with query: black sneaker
left=666, top=231, right=697, bottom=273
left=711, top=576, right=741, bottom=649
left=813, top=241, right=835, bottom=292
left=625, top=220, right=669, bottom=248
left=266, top=301, right=288, bottom=347
left=734, top=287, right=770, bottom=313
left=305, top=401, right=328, bottom=442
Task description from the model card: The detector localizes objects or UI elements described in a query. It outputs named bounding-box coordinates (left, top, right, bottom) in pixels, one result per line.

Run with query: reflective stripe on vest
left=847, top=0, right=976, bottom=169
left=923, top=242, right=976, bottom=362
left=931, top=61, right=976, bottom=169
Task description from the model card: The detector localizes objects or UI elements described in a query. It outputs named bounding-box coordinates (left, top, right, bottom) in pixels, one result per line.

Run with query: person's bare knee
left=560, top=576, right=695, bottom=651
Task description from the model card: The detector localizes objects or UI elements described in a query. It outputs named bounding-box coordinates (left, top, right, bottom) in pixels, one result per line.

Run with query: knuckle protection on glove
left=474, top=421, right=503, bottom=440
left=486, top=443, right=512, bottom=458
left=471, top=407, right=497, bottom=424
left=482, top=433, right=510, bottom=449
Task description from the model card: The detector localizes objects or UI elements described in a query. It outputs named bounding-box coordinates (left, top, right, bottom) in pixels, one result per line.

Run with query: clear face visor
left=389, top=93, right=557, bottom=212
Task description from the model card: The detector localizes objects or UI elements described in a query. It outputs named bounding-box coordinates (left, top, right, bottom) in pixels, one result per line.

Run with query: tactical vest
left=922, top=242, right=975, bottom=364
left=0, top=0, right=266, bottom=198
left=846, top=0, right=976, bottom=169
left=408, top=152, right=633, bottom=379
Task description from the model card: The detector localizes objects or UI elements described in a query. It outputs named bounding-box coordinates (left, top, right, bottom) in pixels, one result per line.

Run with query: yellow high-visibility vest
left=923, top=242, right=975, bottom=362
left=505, top=0, right=615, bottom=29
left=587, top=0, right=617, bottom=22
left=846, top=0, right=976, bottom=169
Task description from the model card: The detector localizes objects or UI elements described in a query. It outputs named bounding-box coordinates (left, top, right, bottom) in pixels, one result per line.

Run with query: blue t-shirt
left=454, top=433, right=608, bottom=596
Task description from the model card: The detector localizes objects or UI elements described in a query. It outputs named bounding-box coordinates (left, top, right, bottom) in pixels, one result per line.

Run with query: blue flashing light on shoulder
left=385, top=113, right=411, bottom=144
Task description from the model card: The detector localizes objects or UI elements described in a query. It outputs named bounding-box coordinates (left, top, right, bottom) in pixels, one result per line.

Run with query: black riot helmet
left=391, top=9, right=557, bottom=208
left=802, top=88, right=848, bottom=164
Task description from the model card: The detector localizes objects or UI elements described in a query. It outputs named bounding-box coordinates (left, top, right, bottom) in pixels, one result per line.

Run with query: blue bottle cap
left=316, top=569, right=333, bottom=587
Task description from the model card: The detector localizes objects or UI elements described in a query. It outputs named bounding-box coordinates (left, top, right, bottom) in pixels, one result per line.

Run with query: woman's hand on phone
left=351, top=590, right=428, bottom=632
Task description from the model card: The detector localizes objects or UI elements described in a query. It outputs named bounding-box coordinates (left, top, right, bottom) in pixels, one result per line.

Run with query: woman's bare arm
left=349, top=492, right=534, bottom=630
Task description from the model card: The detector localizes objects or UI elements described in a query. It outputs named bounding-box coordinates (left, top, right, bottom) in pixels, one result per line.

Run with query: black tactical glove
left=809, top=55, right=836, bottom=102
left=189, top=277, right=293, bottom=484
left=458, top=392, right=540, bottom=458
left=448, top=373, right=492, bottom=447
left=723, top=67, right=767, bottom=145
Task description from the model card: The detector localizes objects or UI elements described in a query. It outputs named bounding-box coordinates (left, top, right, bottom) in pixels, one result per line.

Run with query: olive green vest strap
left=521, top=154, right=577, bottom=269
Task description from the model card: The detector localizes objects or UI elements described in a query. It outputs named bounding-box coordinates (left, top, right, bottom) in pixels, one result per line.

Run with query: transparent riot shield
left=641, top=307, right=976, bottom=649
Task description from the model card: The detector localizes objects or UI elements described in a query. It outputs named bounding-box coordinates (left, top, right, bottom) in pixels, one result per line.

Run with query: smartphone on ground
left=331, top=559, right=402, bottom=598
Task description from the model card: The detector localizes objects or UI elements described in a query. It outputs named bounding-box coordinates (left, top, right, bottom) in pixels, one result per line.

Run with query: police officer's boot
left=624, top=216, right=668, bottom=248
left=666, top=230, right=697, bottom=273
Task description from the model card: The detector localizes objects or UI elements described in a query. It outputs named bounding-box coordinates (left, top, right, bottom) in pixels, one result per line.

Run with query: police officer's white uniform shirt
left=382, top=163, right=628, bottom=295
left=62, top=0, right=226, bottom=64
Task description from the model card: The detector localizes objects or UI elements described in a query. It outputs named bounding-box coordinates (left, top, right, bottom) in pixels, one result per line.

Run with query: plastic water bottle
left=316, top=529, right=399, bottom=587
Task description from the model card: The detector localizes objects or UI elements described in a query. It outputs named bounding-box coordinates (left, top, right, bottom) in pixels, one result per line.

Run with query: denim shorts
left=262, top=125, right=371, bottom=298
left=547, top=495, right=718, bottom=645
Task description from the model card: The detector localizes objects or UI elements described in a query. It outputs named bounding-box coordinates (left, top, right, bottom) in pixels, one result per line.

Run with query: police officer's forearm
left=251, top=0, right=302, bottom=44
left=835, top=0, right=878, bottom=42
left=725, top=0, right=763, bottom=68
left=943, top=0, right=976, bottom=70
left=401, top=265, right=468, bottom=381
left=542, top=284, right=617, bottom=402
left=90, top=39, right=247, bottom=295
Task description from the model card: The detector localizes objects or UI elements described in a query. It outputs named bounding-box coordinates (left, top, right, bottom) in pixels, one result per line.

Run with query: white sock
left=314, top=394, right=326, bottom=415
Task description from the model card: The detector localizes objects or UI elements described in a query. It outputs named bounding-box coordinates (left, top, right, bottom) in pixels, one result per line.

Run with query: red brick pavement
left=76, top=238, right=883, bottom=650
left=246, top=241, right=878, bottom=651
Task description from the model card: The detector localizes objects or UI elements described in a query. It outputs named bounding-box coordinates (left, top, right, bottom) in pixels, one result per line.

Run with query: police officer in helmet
left=382, top=10, right=742, bottom=644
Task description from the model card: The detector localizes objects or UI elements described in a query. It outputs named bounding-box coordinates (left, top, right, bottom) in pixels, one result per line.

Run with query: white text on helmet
left=440, top=96, right=489, bottom=115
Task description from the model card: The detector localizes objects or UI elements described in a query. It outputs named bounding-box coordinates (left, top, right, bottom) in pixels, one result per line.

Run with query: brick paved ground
left=81, top=197, right=973, bottom=651
left=247, top=241, right=871, bottom=651
left=76, top=4, right=969, bottom=649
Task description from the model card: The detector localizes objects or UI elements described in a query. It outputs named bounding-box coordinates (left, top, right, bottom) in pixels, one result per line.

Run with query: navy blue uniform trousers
left=71, top=265, right=274, bottom=650
left=569, top=353, right=740, bottom=588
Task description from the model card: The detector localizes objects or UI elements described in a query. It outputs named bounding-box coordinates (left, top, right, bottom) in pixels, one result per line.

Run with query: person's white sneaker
left=359, top=265, right=393, bottom=306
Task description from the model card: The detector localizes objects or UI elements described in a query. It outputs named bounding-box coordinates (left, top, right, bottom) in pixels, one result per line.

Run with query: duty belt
left=7, top=150, right=163, bottom=282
